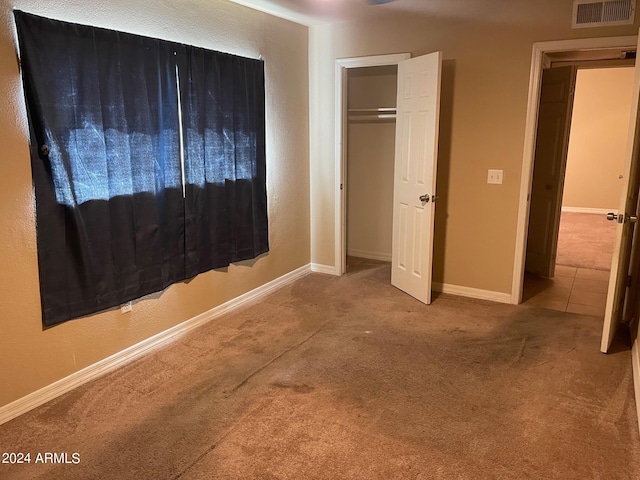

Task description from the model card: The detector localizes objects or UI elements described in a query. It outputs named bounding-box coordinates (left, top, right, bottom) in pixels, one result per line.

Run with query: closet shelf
left=348, top=107, right=397, bottom=122
left=348, top=107, right=396, bottom=113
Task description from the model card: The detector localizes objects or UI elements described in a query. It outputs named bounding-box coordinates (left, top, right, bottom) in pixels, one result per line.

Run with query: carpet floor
left=556, top=212, right=616, bottom=271
left=1, top=260, right=639, bottom=479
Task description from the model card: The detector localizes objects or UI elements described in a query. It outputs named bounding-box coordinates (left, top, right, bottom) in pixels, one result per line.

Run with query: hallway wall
left=563, top=67, right=635, bottom=211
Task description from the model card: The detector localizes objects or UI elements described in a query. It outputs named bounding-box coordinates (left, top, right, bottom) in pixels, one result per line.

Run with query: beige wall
left=309, top=4, right=639, bottom=294
left=0, top=0, right=309, bottom=408
left=563, top=67, right=635, bottom=210
left=346, top=66, right=396, bottom=260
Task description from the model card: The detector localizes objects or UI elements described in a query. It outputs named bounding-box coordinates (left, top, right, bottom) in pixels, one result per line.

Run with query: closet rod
left=348, top=106, right=397, bottom=121
left=348, top=114, right=396, bottom=121
left=347, top=107, right=396, bottom=114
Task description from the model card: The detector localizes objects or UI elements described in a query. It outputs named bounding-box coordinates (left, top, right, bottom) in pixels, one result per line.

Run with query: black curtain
left=15, top=11, right=185, bottom=326
left=15, top=11, right=268, bottom=328
left=179, top=46, right=269, bottom=278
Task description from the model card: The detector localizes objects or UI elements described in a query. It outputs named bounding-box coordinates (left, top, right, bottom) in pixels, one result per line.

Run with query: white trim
left=346, top=249, right=392, bottom=262
left=561, top=206, right=618, bottom=214
left=0, top=264, right=311, bottom=426
left=511, top=35, right=638, bottom=306
left=433, top=282, right=512, bottom=304
left=335, top=60, right=347, bottom=277
left=335, top=53, right=411, bottom=277
left=310, top=263, right=339, bottom=275
left=633, top=336, right=640, bottom=434
left=336, top=54, right=411, bottom=69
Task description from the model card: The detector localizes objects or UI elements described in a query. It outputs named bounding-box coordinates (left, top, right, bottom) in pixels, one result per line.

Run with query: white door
left=526, top=66, right=577, bottom=278
left=601, top=34, right=640, bottom=353
left=391, top=52, right=442, bottom=304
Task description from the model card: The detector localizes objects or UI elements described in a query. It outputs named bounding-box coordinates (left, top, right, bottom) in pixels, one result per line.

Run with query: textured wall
left=308, top=1, right=639, bottom=295
left=0, top=0, right=309, bottom=407
left=563, top=67, right=635, bottom=211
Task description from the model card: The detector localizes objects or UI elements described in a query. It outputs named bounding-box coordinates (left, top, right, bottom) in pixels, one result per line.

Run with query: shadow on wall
left=433, top=58, right=456, bottom=284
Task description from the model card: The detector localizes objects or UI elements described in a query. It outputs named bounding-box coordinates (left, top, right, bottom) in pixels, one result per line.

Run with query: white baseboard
left=432, top=282, right=512, bottom=304
left=0, top=264, right=311, bottom=426
left=310, top=263, right=338, bottom=275
left=347, top=249, right=392, bottom=262
left=561, top=206, right=617, bottom=215
left=633, top=337, right=640, bottom=435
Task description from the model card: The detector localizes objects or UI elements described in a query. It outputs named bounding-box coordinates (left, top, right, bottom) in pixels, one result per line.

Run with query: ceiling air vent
left=572, top=0, right=635, bottom=28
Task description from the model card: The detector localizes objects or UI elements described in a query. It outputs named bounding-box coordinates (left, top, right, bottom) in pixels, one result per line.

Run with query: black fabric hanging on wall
left=15, top=12, right=184, bottom=327
left=178, top=45, right=269, bottom=278
left=15, top=11, right=268, bottom=327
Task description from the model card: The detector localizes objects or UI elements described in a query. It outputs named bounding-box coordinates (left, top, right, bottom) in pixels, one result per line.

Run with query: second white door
left=525, top=66, right=577, bottom=279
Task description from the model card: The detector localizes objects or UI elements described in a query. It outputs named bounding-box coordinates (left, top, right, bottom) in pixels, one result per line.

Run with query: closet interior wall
left=346, top=65, right=398, bottom=262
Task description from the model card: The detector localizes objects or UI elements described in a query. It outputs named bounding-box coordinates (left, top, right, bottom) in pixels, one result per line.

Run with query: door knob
left=419, top=194, right=430, bottom=203
left=607, top=212, right=638, bottom=224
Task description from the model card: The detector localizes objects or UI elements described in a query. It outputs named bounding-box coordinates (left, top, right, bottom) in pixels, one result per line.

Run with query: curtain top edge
left=12, top=9, right=264, bottom=64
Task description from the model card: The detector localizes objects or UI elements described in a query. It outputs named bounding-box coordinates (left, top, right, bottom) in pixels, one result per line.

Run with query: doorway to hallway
left=523, top=66, right=635, bottom=317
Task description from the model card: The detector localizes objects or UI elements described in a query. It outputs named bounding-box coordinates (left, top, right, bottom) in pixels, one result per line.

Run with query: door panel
left=602, top=34, right=640, bottom=352
left=391, top=52, right=442, bottom=304
left=526, top=66, right=577, bottom=278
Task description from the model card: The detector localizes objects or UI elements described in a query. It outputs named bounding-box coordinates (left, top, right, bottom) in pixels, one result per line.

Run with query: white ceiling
left=228, top=0, right=391, bottom=25
left=227, top=0, right=533, bottom=26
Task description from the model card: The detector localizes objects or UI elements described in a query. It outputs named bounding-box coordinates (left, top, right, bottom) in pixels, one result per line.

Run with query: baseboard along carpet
left=0, top=260, right=638, bottom=479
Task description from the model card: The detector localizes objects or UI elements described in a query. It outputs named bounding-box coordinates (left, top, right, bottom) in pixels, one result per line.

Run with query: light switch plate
left=487, top=169, right=503, bottom=185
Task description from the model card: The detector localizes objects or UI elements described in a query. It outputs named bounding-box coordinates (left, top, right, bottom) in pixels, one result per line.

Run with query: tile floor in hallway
left=346, top=256, right=610, bottom=318
left=523, top=265, right=610, bottom=317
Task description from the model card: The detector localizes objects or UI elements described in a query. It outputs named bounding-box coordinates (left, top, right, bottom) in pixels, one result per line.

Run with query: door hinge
left=627, top=275, right=633, bottom=287
left=340, top=183, right=343, bottom=190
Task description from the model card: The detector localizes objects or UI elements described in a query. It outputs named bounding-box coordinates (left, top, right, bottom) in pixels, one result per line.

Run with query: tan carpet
left=556, top=212, right=616, bottom=271
left=1, top=260, right=639, bottom=479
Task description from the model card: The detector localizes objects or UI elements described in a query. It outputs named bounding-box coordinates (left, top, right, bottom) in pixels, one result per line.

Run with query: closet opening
left=334, top=53, right=410, bottom=276
left=345, top=65, right=398, bottom=274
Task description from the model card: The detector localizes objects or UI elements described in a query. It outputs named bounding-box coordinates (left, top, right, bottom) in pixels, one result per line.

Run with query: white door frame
left=334, top=53, right=411, bottom=276
left=511, top=35, right=638, bottom=304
